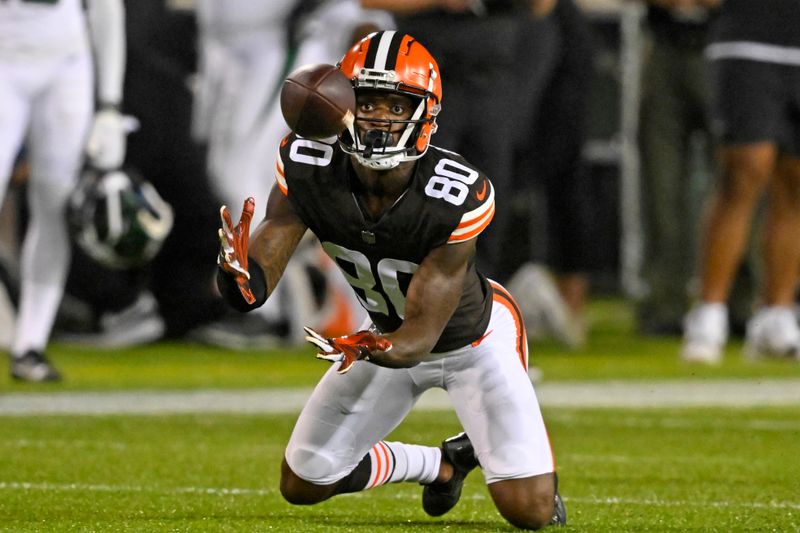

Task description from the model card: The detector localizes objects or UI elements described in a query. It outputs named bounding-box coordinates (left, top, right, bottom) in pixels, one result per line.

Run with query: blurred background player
left=191, top=0, right=393, bottom=347
left=0, top=0, right=127, bottom=382
left=365, top=0, right=529, bottom=282
left=634, top=0, right=725, bottom=336
left=370, top=0, right=595, bottom=350
left=682, top=0, right=800, bottom=364
left=194, top=0, right=394, bottom=209
left=192, top=0, right=299, bottom=211
left=505, top=0, right=596, bottom=349
left=111, top=0, right=222, bottom=341
left=56, top=0, right=227, bottom=347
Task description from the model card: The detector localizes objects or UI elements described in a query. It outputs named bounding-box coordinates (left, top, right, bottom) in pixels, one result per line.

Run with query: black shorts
left=711, top=58, right=800, bottom=156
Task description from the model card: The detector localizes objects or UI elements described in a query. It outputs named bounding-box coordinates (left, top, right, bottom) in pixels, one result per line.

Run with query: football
left=280, top=63, right=356, bottom=140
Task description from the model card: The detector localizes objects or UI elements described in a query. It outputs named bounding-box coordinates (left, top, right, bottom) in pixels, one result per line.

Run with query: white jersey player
left=0, top=0, right=127, bottom=382
left=192, top=0, right=393, bottom=346
left=194, top=0, right=393, bottom=212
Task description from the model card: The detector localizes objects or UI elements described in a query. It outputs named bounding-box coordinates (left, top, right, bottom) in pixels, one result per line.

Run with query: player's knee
left=489, top=475, right=555, bottom=530
left=499, top=493, right=554, bottom=530
left=279, top=459, right=331, bottom=505
left=29, top=171, right=73, bottom=209
left=279, top=478, right=320, bottom=505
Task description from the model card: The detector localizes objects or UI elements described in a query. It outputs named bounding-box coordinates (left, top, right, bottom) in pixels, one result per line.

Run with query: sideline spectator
left=682, top=0, right=800, bottom=364
left=634, top=0, right=726, bottom=336
left=506, top=0, right=595, bottom=349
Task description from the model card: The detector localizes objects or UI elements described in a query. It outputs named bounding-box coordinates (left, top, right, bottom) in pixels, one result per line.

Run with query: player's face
left=355, top=90, right=416, bottom=144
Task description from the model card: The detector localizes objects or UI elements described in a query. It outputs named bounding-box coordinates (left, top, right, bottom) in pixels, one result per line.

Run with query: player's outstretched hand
left=218, top=197, right=256, bottom=304
left=304, top=326, right=392, bottom=374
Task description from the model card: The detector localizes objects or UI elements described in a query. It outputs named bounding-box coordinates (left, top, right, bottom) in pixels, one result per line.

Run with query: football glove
left=218, top=197, right=256, bottom=304
left=304, top=326, right=392, bottom=374
left=86, top=106, right=128, bottom=170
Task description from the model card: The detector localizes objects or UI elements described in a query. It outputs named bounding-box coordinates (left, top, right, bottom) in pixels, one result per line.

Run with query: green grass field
left=1, top=300, right=799, bottom=532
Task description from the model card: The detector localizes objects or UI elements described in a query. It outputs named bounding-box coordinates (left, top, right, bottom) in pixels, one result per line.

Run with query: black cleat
left=422, top=432, right=480, bottom=517
left=550, top=473, right=567, bottom=526
left=10, top=350, right=62, bottom=383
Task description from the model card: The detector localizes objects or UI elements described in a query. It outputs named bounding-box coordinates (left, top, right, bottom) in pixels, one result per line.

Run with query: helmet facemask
left=340, top=90, right=435, bottom=170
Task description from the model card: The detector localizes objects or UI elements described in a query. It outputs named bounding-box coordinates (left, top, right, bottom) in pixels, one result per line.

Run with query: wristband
left=216, top=258, right=268, bottom=312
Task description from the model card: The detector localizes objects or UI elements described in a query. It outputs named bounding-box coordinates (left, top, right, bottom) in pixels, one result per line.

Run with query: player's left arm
left=85, top=0, right=127, bottom=170
left=370, top=237, right=477, bottom=368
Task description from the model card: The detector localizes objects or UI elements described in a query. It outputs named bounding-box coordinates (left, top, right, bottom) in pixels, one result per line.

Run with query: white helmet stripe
left=373, top=30, right=396, bottom=70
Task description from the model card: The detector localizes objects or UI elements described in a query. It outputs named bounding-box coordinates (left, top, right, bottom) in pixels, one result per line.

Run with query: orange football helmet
left=338, top=31, right=442, bottom=169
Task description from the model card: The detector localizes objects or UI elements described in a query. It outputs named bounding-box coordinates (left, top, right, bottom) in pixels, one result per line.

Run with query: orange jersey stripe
left=274, top=162, right=288, bottom=196
left=488, top=281, right=528, bottom=369
left=448, top=203, right=495, bottom=243
left=455, top=200, right=495, bottom=230
left=275, top=151, right=288, bottom=196
left=448, top=181, right=495, bottom=241
left=276, top=177, right=288, bottom=196
left=455, top=188, right=494, bottom=230
left=456, top=199, right=493, bottom=229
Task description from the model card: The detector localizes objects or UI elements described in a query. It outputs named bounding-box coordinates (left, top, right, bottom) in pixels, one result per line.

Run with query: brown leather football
left=280, top=63, right=356, bottom=140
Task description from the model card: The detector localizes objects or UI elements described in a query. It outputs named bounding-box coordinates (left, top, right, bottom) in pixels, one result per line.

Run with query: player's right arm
left=85, top=0, right=127, bottom=170
left=216, top=183, right=308, bottom=312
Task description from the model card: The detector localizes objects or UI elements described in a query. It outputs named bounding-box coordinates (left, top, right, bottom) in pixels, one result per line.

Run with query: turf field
left=1, top=300, right=799, bottom=532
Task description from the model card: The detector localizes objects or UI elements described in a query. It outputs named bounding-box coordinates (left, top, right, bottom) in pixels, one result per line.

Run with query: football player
left=217, top=32, right=565, bottom=529
left=0, top=0, right=127, bottom=381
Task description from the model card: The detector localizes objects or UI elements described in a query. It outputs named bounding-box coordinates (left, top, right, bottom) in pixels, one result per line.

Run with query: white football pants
left=0, top=50, right=93, bottom=354
left=285, top=281, right=555, bottom=485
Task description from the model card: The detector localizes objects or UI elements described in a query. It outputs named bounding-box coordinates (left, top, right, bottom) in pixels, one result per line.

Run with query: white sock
left=363, top=441, right=441, bottom=490
left=12, top=174, right=72, bottom=357
left=12, top=281, right=63, bottom=357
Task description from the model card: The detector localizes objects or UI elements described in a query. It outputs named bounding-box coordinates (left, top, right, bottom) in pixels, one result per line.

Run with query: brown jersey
left=275, top=135, right=494, bottom=352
